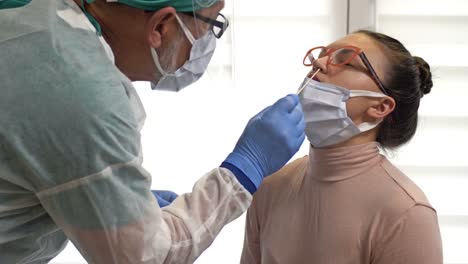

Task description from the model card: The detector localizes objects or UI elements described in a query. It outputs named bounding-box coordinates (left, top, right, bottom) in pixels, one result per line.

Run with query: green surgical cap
left=0, top=0, right=31, bottom=9
left=87, top=0, right=220, bottom=12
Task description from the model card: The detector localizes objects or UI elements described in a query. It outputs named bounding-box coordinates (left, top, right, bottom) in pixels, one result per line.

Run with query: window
left=375, top=1, right=468, bottom=263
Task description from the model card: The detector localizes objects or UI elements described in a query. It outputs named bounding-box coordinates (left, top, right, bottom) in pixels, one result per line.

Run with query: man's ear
left=146, top=7, right=177, bottom=49
left=367, top=96, right=396, bottom=121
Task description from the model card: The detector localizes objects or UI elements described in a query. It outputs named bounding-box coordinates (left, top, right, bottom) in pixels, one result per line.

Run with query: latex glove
left=152, top=190, right=179, bottom=208
left=222, top=94, right=305, bottom=193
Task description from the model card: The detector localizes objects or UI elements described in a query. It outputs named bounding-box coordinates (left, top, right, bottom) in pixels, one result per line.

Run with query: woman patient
left=240, top=30, right=443, bottom=264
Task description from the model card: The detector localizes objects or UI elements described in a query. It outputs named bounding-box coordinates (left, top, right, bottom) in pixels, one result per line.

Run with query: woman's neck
left=319, top=128, right=378, bottom=149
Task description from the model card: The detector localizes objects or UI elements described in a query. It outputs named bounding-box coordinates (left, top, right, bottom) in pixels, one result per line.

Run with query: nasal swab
left=297, top=68, right=321, bottom=95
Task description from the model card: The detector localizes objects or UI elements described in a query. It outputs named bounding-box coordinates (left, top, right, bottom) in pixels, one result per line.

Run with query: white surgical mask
left=150, top=14, right=216, bottom=92
left=298, top=78, right=387, bottom=148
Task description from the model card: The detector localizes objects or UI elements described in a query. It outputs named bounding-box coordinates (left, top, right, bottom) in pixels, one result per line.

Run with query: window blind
left=376, top=1, right=468, bottom=263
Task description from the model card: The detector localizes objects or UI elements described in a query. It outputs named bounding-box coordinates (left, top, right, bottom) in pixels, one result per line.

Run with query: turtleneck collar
left=308, top=142, right=383, bottom=182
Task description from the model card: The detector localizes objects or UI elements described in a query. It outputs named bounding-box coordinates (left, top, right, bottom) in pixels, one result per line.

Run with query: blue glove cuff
left=152, top=191, right=170, bottom=208
left=220, top=162, right=256, bottom=194
left=222, top=152, right=263, bottom=190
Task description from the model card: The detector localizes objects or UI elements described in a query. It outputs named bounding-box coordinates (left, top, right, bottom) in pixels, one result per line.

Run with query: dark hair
left=355, top=30, right=433, bottom=149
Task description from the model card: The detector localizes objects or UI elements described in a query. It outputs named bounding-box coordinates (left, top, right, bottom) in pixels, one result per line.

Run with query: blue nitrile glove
left=152, top=190, right=179, bottom=208
left=221, top=94, right=305, bottom=194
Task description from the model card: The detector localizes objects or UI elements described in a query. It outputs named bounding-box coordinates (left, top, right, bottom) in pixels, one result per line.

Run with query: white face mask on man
left=298, top=78, right=387, bottom=148
left=150, top=13, right=216, bottom=92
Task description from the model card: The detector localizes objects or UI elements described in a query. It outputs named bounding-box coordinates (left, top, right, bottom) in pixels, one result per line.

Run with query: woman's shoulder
left=263, top=156, right=309, bottom=185
left=254, top=156, right=309, bottom=200
left=250, top=156, right=309, bottom=217
left=376, top=158, right=435, bottom=215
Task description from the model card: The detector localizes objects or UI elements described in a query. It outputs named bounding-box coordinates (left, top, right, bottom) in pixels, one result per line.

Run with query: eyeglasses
left=180, top=12, right=229, bottom=39
left=303, top=46, right=388, bottom=95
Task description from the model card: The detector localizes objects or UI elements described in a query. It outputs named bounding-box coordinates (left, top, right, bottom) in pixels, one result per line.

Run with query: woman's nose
left=313, top=56, right=328, bottom=74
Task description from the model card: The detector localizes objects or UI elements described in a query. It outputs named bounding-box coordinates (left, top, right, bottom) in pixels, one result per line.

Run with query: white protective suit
left=0, top=1, right=252, bottom=263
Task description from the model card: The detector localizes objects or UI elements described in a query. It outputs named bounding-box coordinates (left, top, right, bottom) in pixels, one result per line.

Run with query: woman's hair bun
left=414, top=56, right=433, bottom=97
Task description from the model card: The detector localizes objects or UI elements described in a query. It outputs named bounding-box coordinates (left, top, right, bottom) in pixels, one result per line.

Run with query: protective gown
left=0, top=1, right=251, bottom=263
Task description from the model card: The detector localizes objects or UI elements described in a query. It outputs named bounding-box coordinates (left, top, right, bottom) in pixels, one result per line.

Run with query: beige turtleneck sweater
left=240, top=142, right=443, bottom=264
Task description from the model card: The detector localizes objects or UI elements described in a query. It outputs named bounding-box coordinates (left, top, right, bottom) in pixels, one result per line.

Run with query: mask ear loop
left=174, top=14, right=196, bottom=44
left=297, top=68, right=320, bottom=95
left=350, top=91, right=388, bottom=132
left=151, top=48, right=168, bottom=76
left=151, top=13, right=195, bottom=77
left=349, top=90, right=387, bottom=98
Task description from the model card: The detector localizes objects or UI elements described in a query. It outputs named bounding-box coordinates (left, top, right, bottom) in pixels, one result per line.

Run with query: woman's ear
left=146, top=7, right=177, bottom=49
left=367, top=96, right=396, bottom=121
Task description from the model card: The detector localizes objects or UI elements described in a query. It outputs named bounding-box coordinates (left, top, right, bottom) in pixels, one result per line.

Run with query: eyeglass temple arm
left=359, top=53, right=388, bottom=95
left=191, top=13, right=226, bottom=29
